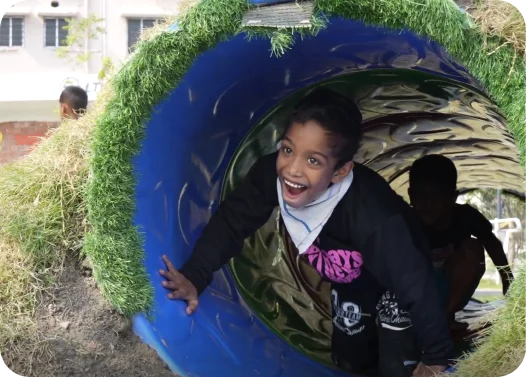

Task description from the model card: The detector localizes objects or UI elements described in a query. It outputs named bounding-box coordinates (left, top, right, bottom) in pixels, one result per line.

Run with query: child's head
left=408, top=154, right=458, bottom=226
left=59, top=86, right=88, bottom=120
left=276, top=87, right=363, bottom=208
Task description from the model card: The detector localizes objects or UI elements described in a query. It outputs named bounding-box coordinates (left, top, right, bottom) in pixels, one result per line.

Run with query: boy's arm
left=484, top=235, right=513, bottom=294
left=363, top=214, right=453, bottom=367
left=179, top=153, right=279, bottom=295
left=465, top=206, right=514, bottom=294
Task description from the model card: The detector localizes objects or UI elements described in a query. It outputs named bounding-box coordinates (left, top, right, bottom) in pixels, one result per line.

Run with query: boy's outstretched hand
left=412, top=363, right=446, bottom=377
left=159, top=255, right=199, bottom=315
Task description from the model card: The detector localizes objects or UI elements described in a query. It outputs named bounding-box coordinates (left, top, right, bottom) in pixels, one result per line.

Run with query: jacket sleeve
left=179, top=154, right=279, bottom=295
left=362, top=214, right=453, bottom=366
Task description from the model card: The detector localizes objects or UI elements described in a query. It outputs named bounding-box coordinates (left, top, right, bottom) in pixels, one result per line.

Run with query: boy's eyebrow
left=311, top=151, right=328, bottom=161
left=283, top=136, right=294, bottom=145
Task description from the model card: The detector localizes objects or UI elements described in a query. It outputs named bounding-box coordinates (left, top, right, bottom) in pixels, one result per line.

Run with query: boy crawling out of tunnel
left=159, top=88, right=453, bottom=377
left=408, top=155, right=514, bottom=333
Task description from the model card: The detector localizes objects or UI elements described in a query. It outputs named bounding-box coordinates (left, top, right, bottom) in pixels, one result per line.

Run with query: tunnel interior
left=130, top=16, right=523, bottom=377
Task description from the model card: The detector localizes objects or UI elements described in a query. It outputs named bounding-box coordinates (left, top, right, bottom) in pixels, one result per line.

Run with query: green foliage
left=98, top=56, right=115, bottom=81
left=55, top=14, right=114, bottom=82
left=244, top=12, right=327, bottom=57
left=56, top=15, right=105, bottom=67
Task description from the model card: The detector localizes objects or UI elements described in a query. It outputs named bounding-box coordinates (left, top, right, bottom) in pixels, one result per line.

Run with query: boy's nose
left=287, top=160, right=302, bottom=177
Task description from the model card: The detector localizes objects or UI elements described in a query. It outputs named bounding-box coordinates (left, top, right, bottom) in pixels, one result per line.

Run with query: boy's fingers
left=168, top=289, right=187, bottom=300
left=187, top=299, right=199, bottom=315
left=161, top=280, right=178, bottom=290
left=160, top=266, right=185, bottom=280
left=159, top=269, right=178, bottom=282
left=162, top=255, right=178, bottom=273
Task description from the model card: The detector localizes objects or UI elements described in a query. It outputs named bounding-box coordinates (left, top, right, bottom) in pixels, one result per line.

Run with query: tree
left=56, top=15, right=114, bottom=81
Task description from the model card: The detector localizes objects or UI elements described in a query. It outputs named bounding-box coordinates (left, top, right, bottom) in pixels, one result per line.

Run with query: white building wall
left=0, top=0, right=181, bottom=122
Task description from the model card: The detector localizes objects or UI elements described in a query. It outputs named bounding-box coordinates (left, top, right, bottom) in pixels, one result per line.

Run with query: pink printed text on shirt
left=304, top=244, right=363, bottom=283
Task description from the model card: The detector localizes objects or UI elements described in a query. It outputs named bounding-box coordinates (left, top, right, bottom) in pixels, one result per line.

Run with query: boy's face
left=276, top=120, right=353, bottom=208
left=408, top=182, right=457, bottom=227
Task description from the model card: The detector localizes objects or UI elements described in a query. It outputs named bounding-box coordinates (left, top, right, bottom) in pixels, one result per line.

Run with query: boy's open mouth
left=283, top=178, right=308, bottom=197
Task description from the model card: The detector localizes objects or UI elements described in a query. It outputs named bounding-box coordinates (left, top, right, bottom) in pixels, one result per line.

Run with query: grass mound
left=471, top=0, right=525, bottom=56
left=0, top=108, right=93, bottom=355
left=0, top=13, right=178, bottom=354
left=453, top=265, right=526, bottom=377
left=0, top=241, right=39, bottom=356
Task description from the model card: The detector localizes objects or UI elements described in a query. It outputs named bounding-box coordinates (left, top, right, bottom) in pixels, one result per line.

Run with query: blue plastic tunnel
left=129, top=2, right=523, bottom=377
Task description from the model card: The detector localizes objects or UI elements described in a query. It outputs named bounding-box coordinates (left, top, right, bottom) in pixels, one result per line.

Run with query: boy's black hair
left=409, top=154, right=458, bottom=193
left=59, top=86, right=88, bottom=114
left=284, top=87, right=363, bottom=168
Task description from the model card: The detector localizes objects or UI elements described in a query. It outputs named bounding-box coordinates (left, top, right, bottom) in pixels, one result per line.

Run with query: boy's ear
left=60, top=103, right=72, bottom=120
left=331, top=161, right=354, bottom=184
left=59, top=103, right=66, bottom=119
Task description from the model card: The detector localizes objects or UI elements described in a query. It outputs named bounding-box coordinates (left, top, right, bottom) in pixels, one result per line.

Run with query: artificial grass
left=84, top=0, right=251, bottom=315
left=84, top=0, right=526, bottom=376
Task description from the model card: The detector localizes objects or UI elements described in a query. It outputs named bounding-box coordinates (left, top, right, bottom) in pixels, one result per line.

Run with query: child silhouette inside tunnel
left=408, top=154, right=514, bottom=332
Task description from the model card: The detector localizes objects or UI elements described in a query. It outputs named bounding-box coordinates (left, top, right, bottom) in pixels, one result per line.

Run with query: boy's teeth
left=284, top=179, right=305, bottom=189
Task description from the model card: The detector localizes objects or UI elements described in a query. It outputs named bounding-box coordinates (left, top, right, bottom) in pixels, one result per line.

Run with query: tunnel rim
left=85, top=0, right=524, bottom=324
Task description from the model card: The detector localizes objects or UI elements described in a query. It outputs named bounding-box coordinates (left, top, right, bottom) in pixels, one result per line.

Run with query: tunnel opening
left=122, top=9, right=524, bottom=377
left=223, top=68, right=522, bottom=365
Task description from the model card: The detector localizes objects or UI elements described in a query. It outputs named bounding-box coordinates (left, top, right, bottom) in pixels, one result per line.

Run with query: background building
left=0, top=0, right=180, bottom=163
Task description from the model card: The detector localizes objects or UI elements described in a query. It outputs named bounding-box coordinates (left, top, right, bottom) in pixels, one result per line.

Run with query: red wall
left=0, top=122, right=59, bottom=165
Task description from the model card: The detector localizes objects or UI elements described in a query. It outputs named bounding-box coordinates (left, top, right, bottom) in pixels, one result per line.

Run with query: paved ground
left=474, top=289, right=503, bottom=298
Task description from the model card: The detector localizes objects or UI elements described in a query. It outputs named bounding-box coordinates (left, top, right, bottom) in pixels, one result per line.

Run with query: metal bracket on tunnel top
left=242, top=1, right=314, bottom=28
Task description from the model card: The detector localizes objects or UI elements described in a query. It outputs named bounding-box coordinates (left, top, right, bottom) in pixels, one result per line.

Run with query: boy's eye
left=283, top=147, right=292, bottom=155
left=308, top=157, right=319, bottom=165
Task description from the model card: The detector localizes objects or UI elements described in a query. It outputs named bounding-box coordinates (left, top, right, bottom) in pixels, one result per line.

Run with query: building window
left=127, top=18, right=157, bottom=52
left=44, top=18, right=68, bottom=47
left=0, top=17, right=24, bottom=47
